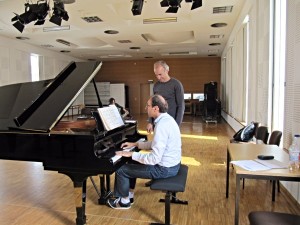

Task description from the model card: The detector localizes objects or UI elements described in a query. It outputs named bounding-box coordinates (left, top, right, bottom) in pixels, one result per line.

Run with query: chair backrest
left=255, top=126, right=269, bottom=144
left=268, top=130, right=282, bottom=146
left=252, top=122, right=260, bottom=137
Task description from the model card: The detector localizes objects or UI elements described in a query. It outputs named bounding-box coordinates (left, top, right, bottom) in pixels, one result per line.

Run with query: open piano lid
left=0, top=61, right=102, bottom=132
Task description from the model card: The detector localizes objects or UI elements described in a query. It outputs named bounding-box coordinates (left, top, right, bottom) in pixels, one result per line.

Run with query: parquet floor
left=0, top=114, right=299, bottom=225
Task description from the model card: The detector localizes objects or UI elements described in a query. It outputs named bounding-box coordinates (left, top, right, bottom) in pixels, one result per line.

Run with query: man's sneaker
left=107, top=197, right=131, bottom=209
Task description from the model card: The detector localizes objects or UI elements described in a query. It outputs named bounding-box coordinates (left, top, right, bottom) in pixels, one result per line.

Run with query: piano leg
left=74, top=180, right=87, bottom=225
left=98, top=174, right=113, bottom=204
left=60, top=172, right=87, bottom=225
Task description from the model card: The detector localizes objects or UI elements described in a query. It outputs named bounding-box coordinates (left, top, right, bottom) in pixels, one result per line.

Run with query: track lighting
left=160, top=0, right=182, bottom=13
left=11, top=0, right=70, bottom=33
left=131, top=0, right=144, bottom=16
left=160, top=0, right=202, bottom=13
left=49, top=1, right=69, bottom=26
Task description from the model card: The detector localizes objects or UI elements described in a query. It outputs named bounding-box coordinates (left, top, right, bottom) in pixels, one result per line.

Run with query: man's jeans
left=114, top=162, right=180, bottom=197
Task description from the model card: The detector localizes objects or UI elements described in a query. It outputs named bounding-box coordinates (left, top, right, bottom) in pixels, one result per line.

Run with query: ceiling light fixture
left=160, top=0, right=202, bottom=13
left=43, top=25, right=70, bottom=32
left=49, top=1, right=69, bottom=26
left=131, top=0, right=144, bottom=16
left=160, top=0, right=182, bottom=13
left=190, top=0, right=202, bottom=10
left=11, top=0, right=70, bottom=33
left=143, top=17, right=177, bottom=24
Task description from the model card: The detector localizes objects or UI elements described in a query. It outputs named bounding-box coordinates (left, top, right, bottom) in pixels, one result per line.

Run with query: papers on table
left=231, top=159, right=288, bottom=171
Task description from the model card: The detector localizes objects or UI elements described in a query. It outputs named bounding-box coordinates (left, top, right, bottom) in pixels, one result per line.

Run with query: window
left=30, top=54, right=39, bottom=81
left=184, top=93, right=192, bottom=100
left=272, top=0, right=285, bottom=133
left=193, top=93, right=204, bottom=101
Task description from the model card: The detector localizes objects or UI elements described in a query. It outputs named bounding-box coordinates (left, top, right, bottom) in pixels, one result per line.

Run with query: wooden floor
left=0, top=114, right=299, bottom=225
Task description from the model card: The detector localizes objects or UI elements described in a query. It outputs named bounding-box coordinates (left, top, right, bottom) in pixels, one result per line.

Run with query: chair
left=268, top=130, right=282, bottom=201
left=255, top=126, right=269, bottom=144
left=268, top=130, right=282, bottom=146
left=248, top=211, right=300, bottom=225
left=252, top=122, right=260, bottom=137
left=242, top=125, right=269, bottom=188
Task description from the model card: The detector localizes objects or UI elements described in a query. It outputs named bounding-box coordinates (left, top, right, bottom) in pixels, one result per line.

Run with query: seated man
left=107, top=94, right=182, bottom=209
left=108, top=97, right=131, bottom=118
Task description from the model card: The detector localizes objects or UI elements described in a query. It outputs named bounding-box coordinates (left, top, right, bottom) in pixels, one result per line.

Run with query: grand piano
left=0, top=61, right=146, bottom=225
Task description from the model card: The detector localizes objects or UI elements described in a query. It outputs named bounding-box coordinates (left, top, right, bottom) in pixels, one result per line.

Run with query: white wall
left=0, top=35, right=80, bottom=86
left=110, top=83, right=125, bottom=108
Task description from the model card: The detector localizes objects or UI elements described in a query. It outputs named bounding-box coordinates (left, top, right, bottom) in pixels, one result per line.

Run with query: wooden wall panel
left=95, top=57, right=221, bottom=114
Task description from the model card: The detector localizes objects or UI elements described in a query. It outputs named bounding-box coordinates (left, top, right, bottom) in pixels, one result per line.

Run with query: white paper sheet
left=231, top=160, right=271, bottom=171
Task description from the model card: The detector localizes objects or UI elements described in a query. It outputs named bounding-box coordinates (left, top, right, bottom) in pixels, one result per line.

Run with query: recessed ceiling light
left=104, top=30, right=119, bottom=34
left=211, top=23, right=227, bottom=28
left=130, top=47, right=141, bottom=50
left=210, top=34, right=225, bottom=39
left=118, top=40, right=131, bottom=43
left=41, top=44, right=54, bottom=48
left=16, top=36, right=29, bottom=40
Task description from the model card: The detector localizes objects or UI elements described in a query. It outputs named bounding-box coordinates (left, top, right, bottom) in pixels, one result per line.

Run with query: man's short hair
left=154, top=60, right=169, bottom=71
left=151, top=94, right=168, bottom=113
left=109, top=98, right=115, bottom=104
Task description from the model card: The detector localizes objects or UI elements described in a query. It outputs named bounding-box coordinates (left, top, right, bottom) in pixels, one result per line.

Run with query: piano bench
left=149, top=164, right=188, bottom=225
left=248, top=211, right=300, bottom=225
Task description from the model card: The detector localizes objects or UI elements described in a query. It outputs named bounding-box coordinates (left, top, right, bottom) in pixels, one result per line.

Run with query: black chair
left=268, top=130, right=282, bottom=146
left=253, top=122, right=260, bottom=138
left=241, top=125, right=269, bottom=188
left=255, top=126, right=269, bottom=144
left=248, top=211, right=300, bottom=225
left=268, top=130, right=282, bottom=201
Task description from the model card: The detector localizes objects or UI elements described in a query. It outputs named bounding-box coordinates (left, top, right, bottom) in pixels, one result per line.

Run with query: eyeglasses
left=145, top=104, right=152, bottom=109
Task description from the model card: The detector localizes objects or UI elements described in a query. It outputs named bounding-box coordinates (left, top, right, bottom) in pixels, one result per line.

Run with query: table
left=226, top=143, right=300, bottom=225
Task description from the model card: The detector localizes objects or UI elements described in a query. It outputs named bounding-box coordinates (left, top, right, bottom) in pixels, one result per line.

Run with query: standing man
left=146, top=60, right=185, bottom=133
left=107, top=94, right=182, bottom=209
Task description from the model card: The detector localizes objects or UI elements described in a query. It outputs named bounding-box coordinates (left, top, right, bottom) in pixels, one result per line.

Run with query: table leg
left=272, top=180, right=276, bottom=202
left=226, top=150, right=230, bottom=198
left=235, top=174, right=240, bottom=225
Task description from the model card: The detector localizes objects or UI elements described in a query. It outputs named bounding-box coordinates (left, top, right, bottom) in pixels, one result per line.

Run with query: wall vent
left=213, top=6, right=233, bottom=14
left=81, top=16, right=103, bottom=23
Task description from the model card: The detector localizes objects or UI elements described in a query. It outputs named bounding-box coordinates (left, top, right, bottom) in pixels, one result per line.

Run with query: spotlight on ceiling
left=191, top=0, right=202, bottom=10
left=50, top=1, right=69, bottom=25
left=131, top=0, right=144, bottom=16
left=11, top=0, right=70, bottom=33
left=160, top=0, right=182, bottom=13
left=33, top=1, right=50, bottom=25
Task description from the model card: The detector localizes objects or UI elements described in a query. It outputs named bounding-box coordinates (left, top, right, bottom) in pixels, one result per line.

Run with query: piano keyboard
left=110, top=138, right=146, bottom=164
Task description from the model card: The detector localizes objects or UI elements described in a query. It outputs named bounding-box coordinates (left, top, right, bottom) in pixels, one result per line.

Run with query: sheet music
left=231, top=159, right=287, bottom=171
left=231, top=160, right=271, bottom=171
left=97, top=105, right=124, bottom=131
left=254, top=159, right=288, bottom=169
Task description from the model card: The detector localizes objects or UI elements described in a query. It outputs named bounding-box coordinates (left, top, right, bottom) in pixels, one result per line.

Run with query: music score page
left=97, top=105, right=124, bottom=131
